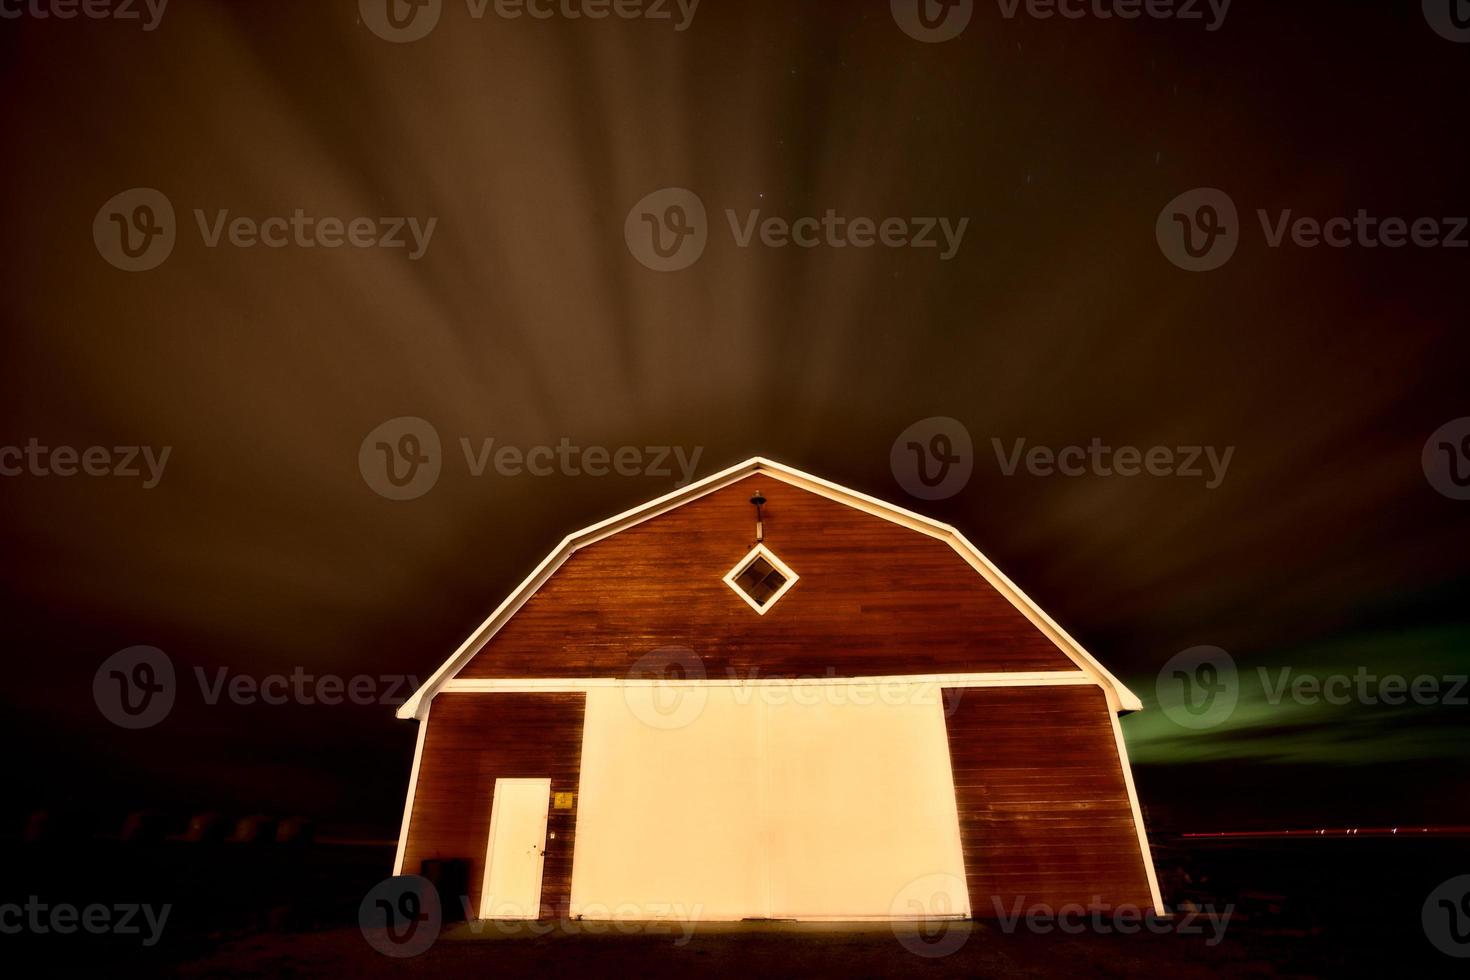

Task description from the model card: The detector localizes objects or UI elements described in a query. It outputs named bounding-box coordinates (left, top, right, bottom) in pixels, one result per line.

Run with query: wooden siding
left=943, top=684, right=1155, bottom=914
left=459, top=474, right=1076, bottom=679
left=399, top=693, right=585, bottom=919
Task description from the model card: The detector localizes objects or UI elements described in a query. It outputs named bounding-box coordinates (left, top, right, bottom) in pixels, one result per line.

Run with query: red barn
left=392, top=457, right=1161, bottom=922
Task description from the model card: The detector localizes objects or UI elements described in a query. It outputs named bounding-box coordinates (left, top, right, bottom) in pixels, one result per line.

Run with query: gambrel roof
left=396, top=457, right=1143, bottom=720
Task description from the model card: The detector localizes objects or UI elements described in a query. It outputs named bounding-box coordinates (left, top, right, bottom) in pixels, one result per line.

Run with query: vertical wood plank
left=942, top=685, right=1155, bottom=914
left=400, top=692, right=586, bottom=918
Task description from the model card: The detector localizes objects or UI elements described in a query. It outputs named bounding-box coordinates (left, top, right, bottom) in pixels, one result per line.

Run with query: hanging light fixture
left=750, top=489, right=766, bottom=543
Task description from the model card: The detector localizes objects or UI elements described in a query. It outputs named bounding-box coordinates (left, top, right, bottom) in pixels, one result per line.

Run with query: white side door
left=479, top=777, right=552, bottom=919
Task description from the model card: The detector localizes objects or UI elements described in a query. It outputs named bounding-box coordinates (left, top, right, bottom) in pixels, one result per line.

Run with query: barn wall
left=943, top=684, right=1155, bottom=914
left=459, top=474, right=1077, bottom=679
left=399, top=693, right=586, bottom=919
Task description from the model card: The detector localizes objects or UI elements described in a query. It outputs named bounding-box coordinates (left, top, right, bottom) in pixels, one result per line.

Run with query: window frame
left=722, top=543, right=800, bottom=615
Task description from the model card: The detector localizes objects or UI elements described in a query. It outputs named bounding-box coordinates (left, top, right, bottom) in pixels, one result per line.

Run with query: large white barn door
left=571, top=683, right=969, bottom=920
left=763, top=687, right=970, bottom=919
left=570, top=687, right=768, bottom=919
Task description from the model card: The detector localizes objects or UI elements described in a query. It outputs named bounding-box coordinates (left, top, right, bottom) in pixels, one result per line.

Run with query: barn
left=391, top=457, right=1162, bottom=922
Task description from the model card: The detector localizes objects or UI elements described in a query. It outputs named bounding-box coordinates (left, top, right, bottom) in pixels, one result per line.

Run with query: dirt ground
left=159, top=919, right=1413, bottom=979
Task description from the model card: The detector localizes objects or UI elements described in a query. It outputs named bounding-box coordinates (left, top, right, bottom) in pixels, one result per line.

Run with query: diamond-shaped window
left=723, top=544, right=798, bottom=614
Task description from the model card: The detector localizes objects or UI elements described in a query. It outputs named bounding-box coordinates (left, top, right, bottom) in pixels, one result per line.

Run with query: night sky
left=2, top=0, right=1467, bottom=840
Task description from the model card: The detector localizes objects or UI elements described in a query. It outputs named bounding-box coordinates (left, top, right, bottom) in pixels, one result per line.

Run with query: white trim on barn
left=438, top=671, right=1098, bottom=693
left=394, top=457, right=1144, bottom=721
left=1109, top=706, right=1167, bottom=913
left=390, top=699, right=430, bottom=877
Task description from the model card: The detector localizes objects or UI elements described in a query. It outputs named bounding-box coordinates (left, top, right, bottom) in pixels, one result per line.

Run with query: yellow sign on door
left=553, top=792, right=575, bottom=810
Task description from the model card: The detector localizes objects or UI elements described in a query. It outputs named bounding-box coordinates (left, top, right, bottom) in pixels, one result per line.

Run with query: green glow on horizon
left=1123, top=625, right=1470, bottom=765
